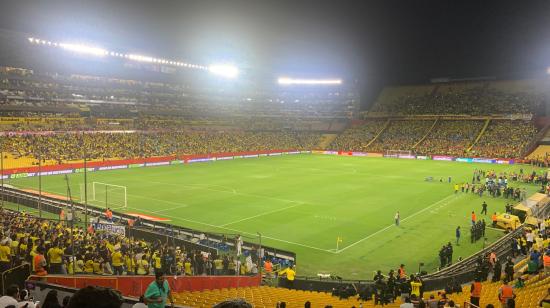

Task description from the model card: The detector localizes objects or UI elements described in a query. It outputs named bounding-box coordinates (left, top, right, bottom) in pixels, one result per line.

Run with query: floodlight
left=28, top=37, right=34, bottom=43
left=547, top=67, right=550, bottom=75
left=277, top=77, right=342, bottom=85
left=208, top=64, right=239, bottom=78
left=59, top=43, right=108, bottom=56
left=128, top=54, right=154, bottom=63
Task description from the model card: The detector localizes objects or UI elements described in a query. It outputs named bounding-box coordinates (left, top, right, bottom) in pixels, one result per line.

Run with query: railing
left=1, top=263, right=31, bottom=294
left=0, top=186, right=297, bottom=263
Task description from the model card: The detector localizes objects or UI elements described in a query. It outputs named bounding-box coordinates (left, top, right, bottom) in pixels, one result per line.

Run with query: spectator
left=144, top=271, right=174, bottom=308
left=213, top=298, right=253, bottom=308
left=0, top=284, right=19, bottom=307
left=131, top=296, right=147, bottom=308
left=41, top=290, right=62, bottom=308
left=66, top=286, right=123, bottom=308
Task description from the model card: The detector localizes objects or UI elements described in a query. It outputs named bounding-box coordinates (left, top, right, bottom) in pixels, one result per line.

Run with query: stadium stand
left=1, top=131, right=321, bottom=168
left=471, top=120, right=539, bottom=158
left=367, top=119, right=433, bottom=153
left=369, top=79, right=548, bottom=115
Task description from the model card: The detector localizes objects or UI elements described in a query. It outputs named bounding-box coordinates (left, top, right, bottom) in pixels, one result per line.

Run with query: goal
left=81, top=182, right=127, bottom=209
left=385, top=150, right=413, bottom=158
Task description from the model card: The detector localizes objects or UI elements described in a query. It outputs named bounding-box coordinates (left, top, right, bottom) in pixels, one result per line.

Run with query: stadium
left=0, top=1, right=549, bottom=308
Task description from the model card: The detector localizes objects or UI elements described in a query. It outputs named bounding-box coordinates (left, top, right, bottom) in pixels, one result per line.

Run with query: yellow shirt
left=184, top=262, right=192, bottom=275
left=411, top=281, right=422, bottom=296
left=10, top=241, right=19, bottom=256
left=112, top=251, right=123, bottom=267
left=0, top=245, right=10, bottom=262
left=153, top=255, right=161, bottom=269
left=106, top=242, right=115, bottom=254
left=47, top=247, right=64, bottom=264
left=93, top=261, right=102, bottom=274
left=125, top=255, right=135, bottom=273
left=286, top=268, right=296, bottom=281
left=84, top=260, right=94, bottom=273
left=137, top=259, right=149, bottom=275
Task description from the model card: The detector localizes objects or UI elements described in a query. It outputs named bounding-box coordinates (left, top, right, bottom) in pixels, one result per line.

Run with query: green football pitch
left=7, top=154, right=544, bottom=279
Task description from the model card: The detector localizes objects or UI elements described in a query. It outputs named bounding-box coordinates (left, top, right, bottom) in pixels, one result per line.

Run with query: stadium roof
left=0, top=0, right=549, bottom=106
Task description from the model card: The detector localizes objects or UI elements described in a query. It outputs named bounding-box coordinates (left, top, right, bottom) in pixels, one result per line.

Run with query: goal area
left=81, top=182, right=127, bottom=209
left=384, top=149, right=413, bottom=158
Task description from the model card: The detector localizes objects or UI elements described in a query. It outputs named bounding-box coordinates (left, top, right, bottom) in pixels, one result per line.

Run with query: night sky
left=0, top=0, right=549, bottom=103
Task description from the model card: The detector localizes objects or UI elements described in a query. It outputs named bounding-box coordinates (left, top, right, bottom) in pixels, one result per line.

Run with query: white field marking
left=336, top=193, right=460, bottom=253
left=145, top=180, right=305, bottom=204
left=219, top=202, right=305, bottom=227
left=152, top=204, right=189, bottom=213
left=123, top=206, right=334, bottom=253
left=42, top=185, right=190, bottom=211
left=183, top=183, right=237, bottom=194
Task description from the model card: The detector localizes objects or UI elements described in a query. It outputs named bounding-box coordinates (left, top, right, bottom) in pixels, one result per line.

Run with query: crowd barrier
left=29, top=274, right=261, bottom=297
left=313, top=150, right=516, bottom=165
left=1, top=149, right=311, bottom=178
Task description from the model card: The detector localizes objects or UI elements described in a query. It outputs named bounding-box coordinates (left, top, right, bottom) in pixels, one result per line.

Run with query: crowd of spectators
left=471, top=121, right=538, bottom=159
left=0, top=66, right=356, bottom=119
left=329, top=119, right=385, bottom=152
left=0, top=207, right=277, bottom=278
left=368, top=120, right=433, bottom=153
left=415, top=120, right=484, bottom=156
left=2, top=131, right=321, bottom=163
left=329, top=119, right=539, bottom=159
left=371, top=82, right=546, bottom=115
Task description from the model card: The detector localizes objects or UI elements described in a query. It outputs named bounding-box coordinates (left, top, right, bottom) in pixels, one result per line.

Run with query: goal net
left=81, top=182, right=127, bottom=209
left=385, top=150, right=413, bottom=158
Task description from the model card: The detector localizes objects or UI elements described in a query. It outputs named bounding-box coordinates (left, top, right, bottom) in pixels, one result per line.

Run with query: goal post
left=385, top=149, right=413, bottom=158
left=81, top=182, right=127, bottom=210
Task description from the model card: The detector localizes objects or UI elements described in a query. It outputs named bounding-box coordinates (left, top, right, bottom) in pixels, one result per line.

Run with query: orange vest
left=264, top=261, right=272, bottom=273
left=500, top=285, right=513, bottom=303
left=491, top=214, right=497, bottom=222
left=544, top=255, right=550, bottom=267
left=128, top=219, right=135, bottom=227
left=472, top=213, right=476, bottom=221
left=471, top=281, right=482, bottom=297
left=398, top=267, right=406, bottom=279
left=34, top=254, right=47, bottom=276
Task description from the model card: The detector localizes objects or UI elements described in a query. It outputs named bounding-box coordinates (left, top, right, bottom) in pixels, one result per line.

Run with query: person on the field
left=236, top=235, right=243, bottom=256
left=446, top=242, right=453, bottom=266
left=455, top=226, right=461, bottom=246
left=395, top=211, right=400, bottom=226
left=481, top=201, right=488, bottom=215
left=471, top=211, right=476, bottom=225
left=454, top=184, right=459, bottom=194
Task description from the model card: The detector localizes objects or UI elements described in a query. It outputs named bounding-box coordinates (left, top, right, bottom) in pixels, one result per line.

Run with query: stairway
left=467, top=117, right=491, bottom=152
left=412, top=117, right=439, bottom=149
left=318, top=134, right=338, bottom=150
left=365, top=119, right=391, bottom=148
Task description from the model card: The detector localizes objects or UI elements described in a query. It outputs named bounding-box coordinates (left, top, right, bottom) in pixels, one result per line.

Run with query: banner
left=472, top=158, right=495, bottom=164
left=92, top=223, right=126, bottom=236
left=455, top=158, right=473, bottom=163
left=432, top=155, right=454, bottom=161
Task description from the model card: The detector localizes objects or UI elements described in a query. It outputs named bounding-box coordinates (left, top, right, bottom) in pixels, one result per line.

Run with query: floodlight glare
left=277, top=77, right=342, bottom=85
left=59, top=43, right=108, bottom=56
left=547, top=67, right=550, bottom=75
left=208, top=64, right=239, bottom=78
left=128, top=54, right=155, bottom=63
